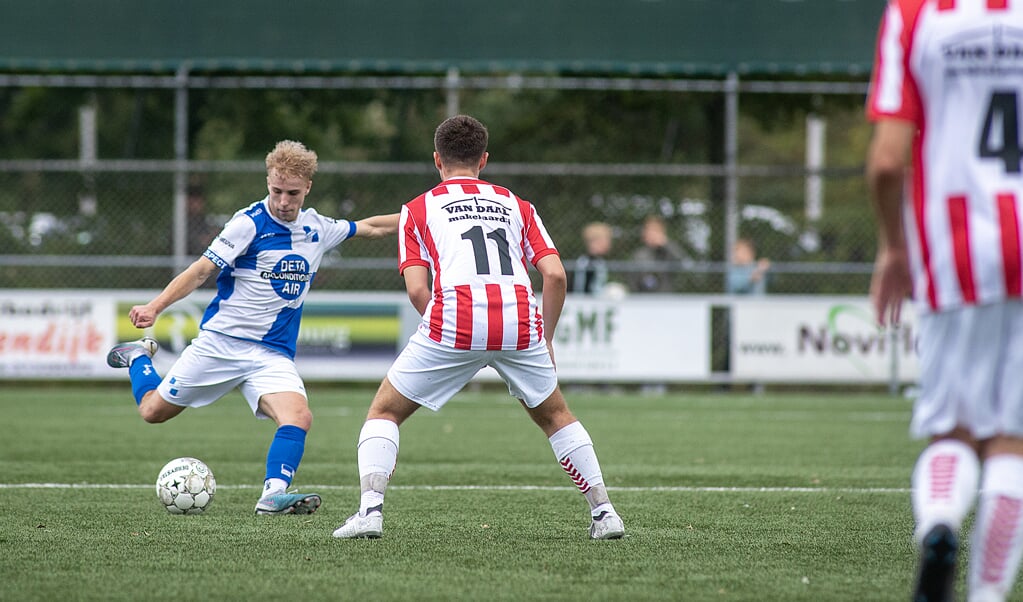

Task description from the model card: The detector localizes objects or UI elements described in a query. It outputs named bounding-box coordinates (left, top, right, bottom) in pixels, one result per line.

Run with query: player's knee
left=364, top=381, right=418, bottom=426
left=138, top=404, right=171, bottom=424
left=137, top=393, right=178, bottom=424
left=284, top=407, right=313, bottom=431
left=365, top=407, right=402, bottom=425
left=298, top=408, right=313, bottom=431
left=526, top=400, right=575, bottom=435
left=982, top=435, right=1023, bottom=458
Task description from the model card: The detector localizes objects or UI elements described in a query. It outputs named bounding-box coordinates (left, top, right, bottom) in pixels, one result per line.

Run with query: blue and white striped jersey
left=200, top=197, right=355, bottom=358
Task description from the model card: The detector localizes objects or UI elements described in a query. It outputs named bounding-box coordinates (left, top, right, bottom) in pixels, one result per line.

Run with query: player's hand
left=128, top=304, right=158, bottom=329
left=870, top=246, right=912, bottom=327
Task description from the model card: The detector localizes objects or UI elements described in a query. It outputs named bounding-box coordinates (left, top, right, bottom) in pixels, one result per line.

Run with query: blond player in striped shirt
left=868, top=1, right=1023, bottom=600
left=332, top=115, right=624, bottom=541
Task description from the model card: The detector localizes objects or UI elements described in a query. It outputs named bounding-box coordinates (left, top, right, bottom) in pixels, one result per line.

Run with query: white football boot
left=332, top=508, right=383, bottom=539
left=589, top=511, right=625, bottom=540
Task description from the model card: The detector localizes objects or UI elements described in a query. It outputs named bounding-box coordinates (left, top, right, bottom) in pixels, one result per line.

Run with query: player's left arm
left=535, top=254, right=567, bottom=345
left=352, top=213, right=400, bottom=239
left=866, top=118, right=915, bottom=326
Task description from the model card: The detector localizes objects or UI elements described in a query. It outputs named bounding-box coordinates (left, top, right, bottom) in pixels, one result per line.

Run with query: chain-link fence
left=0, top=163, right=874, bottom=294
left=0, top=76, right=880, bottom=382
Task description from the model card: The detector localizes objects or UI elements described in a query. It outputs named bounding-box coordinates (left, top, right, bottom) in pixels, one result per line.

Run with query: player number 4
left=978, top=90, right=1023, bottom=174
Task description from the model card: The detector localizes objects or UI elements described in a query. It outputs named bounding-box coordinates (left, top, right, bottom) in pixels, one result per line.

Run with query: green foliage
left=189, top=88, right=447, bottom=163
left=0, top=384, right=946, bottom=601
left=0, top=88, right=86, bottom=159
left=0, top=81, right=882, bottom=292
left=468, top=89, right=724, bottom=164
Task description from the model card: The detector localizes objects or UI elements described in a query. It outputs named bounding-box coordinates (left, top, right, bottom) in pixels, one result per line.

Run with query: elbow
left=408, top=287, right=431, bottom=311
left=867, top=165, right=906, bottom=202
left=535, top=255, right=567, bottom=292
left=867, top=161, right=903, bottom=185
left=545, top=269, right=568, bottom=293
left=866, top=147, right=907, bottom=191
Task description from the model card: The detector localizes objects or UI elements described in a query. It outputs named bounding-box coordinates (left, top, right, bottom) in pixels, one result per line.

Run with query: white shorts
left=156, top=330, right=306, bottom=419
left=912, top=301, right=1023, bottom=440
left=387, top=330, right=559, bottom=411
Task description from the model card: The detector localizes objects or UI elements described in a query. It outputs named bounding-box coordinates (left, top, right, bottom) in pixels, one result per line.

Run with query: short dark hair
left=434, top=115, right=488, bottom=166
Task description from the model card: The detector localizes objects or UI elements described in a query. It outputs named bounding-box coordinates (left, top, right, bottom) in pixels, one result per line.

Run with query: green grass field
left=0, top=383, right=990, bottom=601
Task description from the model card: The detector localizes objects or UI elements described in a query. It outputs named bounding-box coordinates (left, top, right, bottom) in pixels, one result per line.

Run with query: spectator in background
left=726, top=238, right=770, bottom=295
left=572, top=221, right=613, bottom=295
left=186, top=183, right=220, bottom=256
left=630, top=215, right=686, bottom=293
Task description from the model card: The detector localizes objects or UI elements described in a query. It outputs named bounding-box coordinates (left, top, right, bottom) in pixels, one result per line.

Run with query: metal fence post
left=173, top=65, right=190, bottom=274
left=724, top=72, right=739, bottom=267
left=445, top=67, right=461, bottom=117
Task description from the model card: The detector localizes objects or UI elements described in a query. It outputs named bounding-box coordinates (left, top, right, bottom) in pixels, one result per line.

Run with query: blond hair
left=265, top=140, right=318, bottom=181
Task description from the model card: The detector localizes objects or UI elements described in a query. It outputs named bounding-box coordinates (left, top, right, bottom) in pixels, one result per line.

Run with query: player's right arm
left=129, top=256, right=219, bottom=328
left=401, top=264, right=431, bottom=316
left=130, top=206, right=253, bottom=328
left=866, top=118, right=915, bottom=327
left=397, top=202, right=431, bottom=316
left=865, top=0, right=921, bottom=327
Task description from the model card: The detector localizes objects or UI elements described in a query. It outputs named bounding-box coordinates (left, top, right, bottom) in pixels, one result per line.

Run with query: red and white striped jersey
left=867, top=0, right=1023, bottom=313
left=398, top=177, right=560, bottom=350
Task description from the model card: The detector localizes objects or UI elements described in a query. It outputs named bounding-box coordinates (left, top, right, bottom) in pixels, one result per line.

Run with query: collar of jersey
left=441, top=176, right=487, bottom=185
left=260, top=196, right=304, bottom=228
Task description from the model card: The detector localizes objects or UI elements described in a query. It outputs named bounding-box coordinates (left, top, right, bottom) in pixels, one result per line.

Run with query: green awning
left=2, top=0, right=884, bottom=76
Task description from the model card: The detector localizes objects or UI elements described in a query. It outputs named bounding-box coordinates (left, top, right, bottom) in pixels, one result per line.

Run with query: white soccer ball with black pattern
left=155, top=457, right=216, bottom=515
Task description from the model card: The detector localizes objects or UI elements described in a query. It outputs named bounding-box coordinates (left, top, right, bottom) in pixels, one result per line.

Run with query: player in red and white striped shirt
left=332, top=115, right=624, bottom=541
left=397, top=168, right=558, bottom=351
left=868, top=1, right=1023, bottom=599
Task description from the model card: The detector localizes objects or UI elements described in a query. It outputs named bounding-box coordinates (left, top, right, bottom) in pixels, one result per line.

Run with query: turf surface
left=0, top=384, right=980, bottom=600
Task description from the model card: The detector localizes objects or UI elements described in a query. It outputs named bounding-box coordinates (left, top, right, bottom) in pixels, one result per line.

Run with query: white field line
left=0, top=483, right=910, bottom=493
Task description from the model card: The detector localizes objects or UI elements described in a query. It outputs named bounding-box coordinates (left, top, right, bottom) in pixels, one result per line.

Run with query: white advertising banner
left=128, top=292, right=710, bottom=382
left=550, top=296, right=710, bottom=382
left=730, top=297, right=918, bottom=383
left=0, top=291, right=117, bottom=378
left=1, top=290, right=916, bottom=385
left=138, top=293, right=710, bottom=383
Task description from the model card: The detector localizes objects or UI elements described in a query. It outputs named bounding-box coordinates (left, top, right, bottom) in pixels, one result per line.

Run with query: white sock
left=911, top=439, right=980, bottom=544
left=357, top=418, right=399, bottom=514
left=549, top=421, right=615, bottom=516
left=262, top=478, right=288, bottom=498
left=969, top=455, right=1023, bottom=601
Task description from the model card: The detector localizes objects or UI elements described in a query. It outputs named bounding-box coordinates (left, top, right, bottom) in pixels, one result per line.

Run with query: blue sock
left=265, top=425, right=307, bottom=484
left=128, top=358, right=161, bottom=406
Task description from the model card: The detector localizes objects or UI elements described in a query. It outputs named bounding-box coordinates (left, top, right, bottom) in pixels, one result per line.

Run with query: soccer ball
left=155, top=457, right=216, bottom=515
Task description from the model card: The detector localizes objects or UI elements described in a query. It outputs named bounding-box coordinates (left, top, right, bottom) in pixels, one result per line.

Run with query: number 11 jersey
left=867, top=0, right=1023, bottom=313
left=398, top=177, right=560, bottom=350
